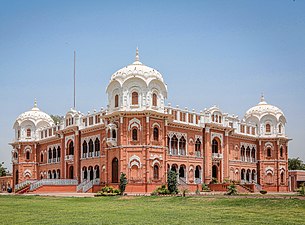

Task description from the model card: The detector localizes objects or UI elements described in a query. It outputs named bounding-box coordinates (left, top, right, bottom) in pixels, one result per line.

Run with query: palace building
left=10, top=49, right=290, bottom=193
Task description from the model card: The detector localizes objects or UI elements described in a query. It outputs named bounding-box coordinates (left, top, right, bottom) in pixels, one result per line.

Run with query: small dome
left=108, top=47, right=165, bottom=87
left=245, top=95, right=285, bottom=120
left=15, top=100, right=54, bottom=127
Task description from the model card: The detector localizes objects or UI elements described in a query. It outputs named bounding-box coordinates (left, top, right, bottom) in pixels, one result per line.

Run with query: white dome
left=106, top=48, right=168, bottom=113
left=15, top=101, right=54, bottom=127
left=245, top=96, right=285, bottom=120
left=108, top=49, right=165, bottom=88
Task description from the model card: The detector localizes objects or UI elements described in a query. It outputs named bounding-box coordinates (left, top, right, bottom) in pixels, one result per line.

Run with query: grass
left=0, top=195, right=305, bottom=224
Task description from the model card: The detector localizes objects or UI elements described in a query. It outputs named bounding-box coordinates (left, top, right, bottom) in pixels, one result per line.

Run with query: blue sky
left=1, top=0, right=305, bottom=171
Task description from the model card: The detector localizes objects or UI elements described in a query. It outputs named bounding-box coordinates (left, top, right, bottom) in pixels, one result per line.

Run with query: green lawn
left=0, top=195, right=304, bottom=224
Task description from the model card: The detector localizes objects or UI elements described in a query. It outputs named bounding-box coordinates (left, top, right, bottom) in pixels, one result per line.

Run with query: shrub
left=260, top=190, right=267, bottom=194
left=95, top=186, right=121, bottom=197
left=195, top=187, right=200, bottom=195
left=152, top=185, right=170, bottom=195
left=210, top=178, right=218, bottom=184
left=119, top=173, right=128, bottom=195
left=167, top=170, right=178, bottom=194
left=201, top=183, right=210, bottom=192
left=226, top=183, right=237, bottom=195
left=297, top=183, right=305, bottom=196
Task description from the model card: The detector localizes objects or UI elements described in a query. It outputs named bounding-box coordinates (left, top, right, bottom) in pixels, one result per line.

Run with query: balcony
left=106, top=138, right=117, bottom=147
left=212, top=153, right=223, bottom=160
left=65, top=155, right=74, bottom=161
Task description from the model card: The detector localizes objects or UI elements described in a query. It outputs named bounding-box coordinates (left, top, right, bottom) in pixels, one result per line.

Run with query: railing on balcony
left=65, top=155, right=74, bottom=161
left=195, top=151, right=201, bottom=157
left=195, top=178, right=202, bottom=184
left=212, top=153, right=223, bottom=160
left=29, top=179, right=78, bottom=191
left=106, top=138, right=117, bottom=147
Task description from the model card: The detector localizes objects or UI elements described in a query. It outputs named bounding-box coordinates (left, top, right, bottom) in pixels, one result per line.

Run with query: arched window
left=15, top=170, right=19, bottom=184
left=95, top=165, right=100, bottom=179
left=115, top=94, right=119, bottom=108
left=267, top=148, right=271, bottom=157
left=26, top=128, right=31, bottom=137
left=153, top=127, right=159, bottom=141
left=57, top=147, right=61, bottom=161
left=69, top=166, right=74, bottom=179
left=57, top=169, right=60, bottom=179
left=212, top=139, right=218, bottom=153
left=280, top=146, right=283, bottom=157
left=83, top=141, right=87, bottom=158
left=132, top=92, right=138, bottom=105
left=132, top=128, right=138, bottom=141
left=195, top=166, right=201, bottom=179
left=153, top=165, right=159, bottom=180
left=95, top=138, right=100, bottom=156
left=40, top=153, right=43, bottom=162
left=152, top=93, right=157, bottom=107
left=195, top=139, right=201, bottom=152
left=48, top=148, right=52, bottom=161
left=179, top=136, right=186, bottom=155
left=69, top=141, right=74, bottom=155
left=219, top=116, right=222, bottom=123
left=14, top=152, right=18, bottom=159
left=278, top=124, right=282, bottom=133
left=89, top=139, right=94, bottom=157
left=112, top=158, right=119, bottom=183
left=26, top=151, right=30, bottom=160
left=171, top=135, right=178, bottom=155
left=266, top=123, right=271, bottom=133
left=280, top=171, right=284, bottom=183
left=52, top=147, right=56, bottom=161
left=112, top=129, right=116, bottom=139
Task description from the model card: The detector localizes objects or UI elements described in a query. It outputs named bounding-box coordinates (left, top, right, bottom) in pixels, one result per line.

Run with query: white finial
left=260, top=93, right=265, bottom=102
left=34, top=98, right=37, bottom=108
left=135, top=47, right=139, bottom=62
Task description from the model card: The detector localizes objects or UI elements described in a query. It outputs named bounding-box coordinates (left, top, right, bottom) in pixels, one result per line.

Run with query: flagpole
left=74, top=50, right=76, bottom=109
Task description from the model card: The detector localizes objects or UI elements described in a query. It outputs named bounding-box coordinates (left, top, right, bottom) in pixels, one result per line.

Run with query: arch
left=241, top=168, right=245, bottom=180
left=280, top=146, right=283, bottom=157
left=212, top=139, right=219, bottom=153
left=57, top=146, right=61, bottom=161
left=171, top=164, right=178, bottom=173
left=267, top=147, right=271, bottom=157
left=26, top=151, right=30, bottom=160
left=152, top=93, right=157, bottom=107
left=252, top=170, right=256, bottom=182
left=212, top=165, right=218, bottom=180
left=88, top=139, right=94, bottom=156
left=88, top=166, right=94, bottom=181
left=112, top=129, right=117, bottom=139
left=195, top=138, right=201, bottom=152
left=112, top=157, right=119, bottom=183
left=171, top=135, right=178, bottom=155
left=40, top=152, right=44, bottom=162
left=115, top=94, right=119, bottom=108
left=95, top=138, right=100, bottom=156
left=179, top=136, right=186, bottom=155
left=246, top=169, right=251, bottom=182
left=52, top=170, right=56, bottom=179
left=52, top=147, right=56, bottom=160
left=26, top=128, right=31, bottom=137
left=132, top=91, right=139, bottom=105
left=153, top=127, right=159, bottom=141
left=246, top=146, right=250, bottom=162
left=265, top=123, right=271, bottom=133
left=83, top=166, right=88, bottom=180
left=241, top=146, right=245, bottom=161
left=132, top=128, right=138, bottom=141
left=57, top=169, right=60, bottom=179
left=153, top=164, right=159, bottom=180
left=69, top=166, right=74, bottom=179
left=94, top=165, right=100, bottom=179
left=68, top=141, right=74, bottom=155
left=280, top=171, right=285, bottom=183
left=179, top=165, right=186, bottom=178
left=195, top=165, right=201, bottom=179
left=48, top=170, right=52, bottom=179
left=83, top=140, right=88, bottom=157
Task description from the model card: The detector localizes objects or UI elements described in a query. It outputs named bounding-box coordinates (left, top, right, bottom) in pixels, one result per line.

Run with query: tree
left=119, top=172, right=128, bottom=195
left=288, top=158, right=305, bottom=170
left=167, top=170, right=178, bottom=194
left=50, top=115, right=64, bottom=124
left=0, top=163, right=7, bottom=177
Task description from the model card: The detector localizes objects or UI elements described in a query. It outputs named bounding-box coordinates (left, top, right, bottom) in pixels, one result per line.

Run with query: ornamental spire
left=260, top=93, right=265, bottom=102
left=135, top=47, right=139, bottom=62
left=34, top=98, right=37, bottom=108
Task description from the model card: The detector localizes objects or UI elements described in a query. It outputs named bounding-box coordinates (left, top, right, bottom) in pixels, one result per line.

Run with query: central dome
left=106, top=48, right=168, bottom=113
left=109, top=48, right=165, bottom=86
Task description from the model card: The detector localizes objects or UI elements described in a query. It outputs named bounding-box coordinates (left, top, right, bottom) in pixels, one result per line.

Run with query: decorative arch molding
left=65, top=135, right=75, bottom=147
left=152, top=159, right=161, bottom=167
left=129, top=155, right=142, bottom=168
left=149, top=154, right=163, bottom=161
left=265, top=166, right=274, bottom=175
left=128, top=118, right=142, bottom=131
left=195, top=135, right=203, bottom=142
left=189, top=165, right=194, bottom=172
left=264, top=142, right=274, bottom=150
left=81, top=134, right=101, bottom=143
left=235, top=169, right=239, bottom=174
left=211, top=132, right=223, bottom=147
left=279, top=166, right=285, bottom=172
left=47, top=144, right=61, bottom=151
left=240, top=142, right=257, bottom=151
left=23, top=146, right=32, bottom=153
left=151, top=122, right=161, bottom=128
left=168, top=131, right=187, bottom=139
left=189, top=138, right=194, bottom=144
left=23, top=169, right=32, bottom=178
